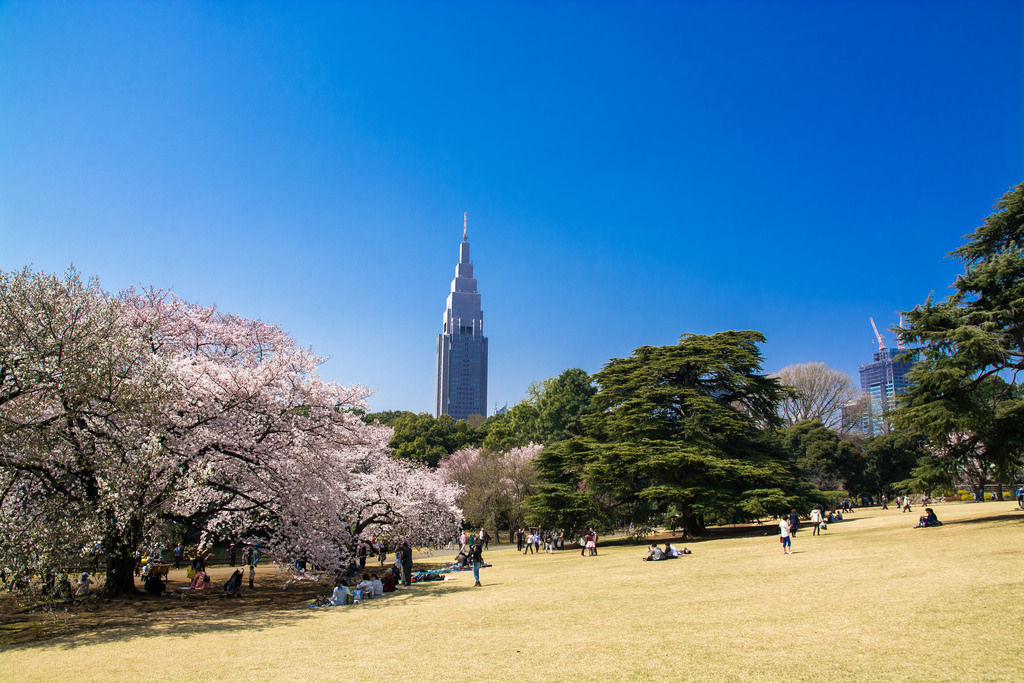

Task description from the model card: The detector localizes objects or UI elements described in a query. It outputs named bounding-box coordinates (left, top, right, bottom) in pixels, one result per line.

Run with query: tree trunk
left=99, top=515, right=144, bottom=597
left=681, top=510, right=705, bottom=537
left=103, top=553, right=139, bottom=597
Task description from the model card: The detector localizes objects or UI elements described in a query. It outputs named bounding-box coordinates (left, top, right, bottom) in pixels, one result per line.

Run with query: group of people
left=580, top=529, right=599, bottom=556
left=515, top=528, right=563, bottom=553
left=642, top=542, right=691, bottom=561
left=318, top=569, right=398, bottom=606
left=780, top=500, right=947, bottom=553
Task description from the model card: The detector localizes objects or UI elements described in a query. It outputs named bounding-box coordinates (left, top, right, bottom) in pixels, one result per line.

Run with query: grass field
left=3, top=503, right=1023, bottom=682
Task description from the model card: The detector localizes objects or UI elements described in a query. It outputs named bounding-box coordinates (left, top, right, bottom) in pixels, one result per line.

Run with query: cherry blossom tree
left=0, top=268, right=463, bottom=595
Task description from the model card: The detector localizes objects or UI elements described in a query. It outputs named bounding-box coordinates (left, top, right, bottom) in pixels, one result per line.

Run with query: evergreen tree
left=894, top=183, right=1024, bottom=489
left=529, top=331, right=806, bottom=536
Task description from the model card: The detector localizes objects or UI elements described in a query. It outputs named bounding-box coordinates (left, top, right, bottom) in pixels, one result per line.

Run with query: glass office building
left=858, top=347, right=916, bottom=437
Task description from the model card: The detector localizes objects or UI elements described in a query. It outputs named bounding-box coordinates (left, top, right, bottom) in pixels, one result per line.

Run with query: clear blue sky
left=2, top=1, right=1022, bottom=415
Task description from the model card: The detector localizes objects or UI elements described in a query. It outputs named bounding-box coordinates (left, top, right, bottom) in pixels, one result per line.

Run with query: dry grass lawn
left=3, top=503, right=1022, bottom=682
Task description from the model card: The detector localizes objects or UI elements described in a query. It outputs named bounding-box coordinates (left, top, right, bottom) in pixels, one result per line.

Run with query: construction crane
left=870, top=317, right=886, bottom=351
left=869, top=316, right=896, bottom=416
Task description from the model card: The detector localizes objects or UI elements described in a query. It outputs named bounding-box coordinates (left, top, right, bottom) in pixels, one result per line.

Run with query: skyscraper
left=858, top=346, right=916, bottom=437
left=435, top=214, right=488, bottom=422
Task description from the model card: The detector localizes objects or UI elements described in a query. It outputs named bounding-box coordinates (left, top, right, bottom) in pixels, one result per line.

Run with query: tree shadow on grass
left=0, top=573, right=463, bottom=650
left=941, top=512, right=1023, bottom=527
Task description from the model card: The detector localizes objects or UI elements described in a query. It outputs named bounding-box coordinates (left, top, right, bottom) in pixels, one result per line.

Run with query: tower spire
left=463, top=212, right=467, bottom=242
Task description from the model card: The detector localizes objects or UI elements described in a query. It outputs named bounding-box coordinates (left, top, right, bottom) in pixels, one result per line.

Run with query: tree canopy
left=0, top=268, right=462, bottom=595
left=385, top=412, right=480, bottom=466
left=894, top=183, right=1024, bottom=488
left=527, top=331, right=808, bottom=536
left=779, top=420, right=869, bottom=495
left=772, top=361, right=861, bottom=433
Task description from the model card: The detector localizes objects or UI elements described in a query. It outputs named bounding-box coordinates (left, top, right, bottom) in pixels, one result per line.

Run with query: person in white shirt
left=76, top=572, right=95, bottom=596
left=810, top=507, right=824, bottom=536
left=329, top=581, right=350, bottom=606
left=779, top=518, right=792, bottom=554
left=356, top=574, right=374, bottom=600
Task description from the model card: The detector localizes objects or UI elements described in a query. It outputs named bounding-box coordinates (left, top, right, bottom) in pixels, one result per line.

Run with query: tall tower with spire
left=435, top=213, right=488, bottom=421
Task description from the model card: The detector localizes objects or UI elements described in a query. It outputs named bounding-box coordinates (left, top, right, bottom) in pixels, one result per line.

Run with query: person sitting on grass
left=643, top=544, right=665, bottom=561
left=371, top=573, right=383, bottom=598
left=356, top=573, right=374, bottom=600
left=382, top=568, right=398, bottom=593
left=189, top=569, right=215, bottom=590
left=913, top=508, right=942, bottom=528
left=328, top=580, right=350, bottom=606
left=76, top=572, right=95, bottom=597
left=144, top=572, right=168, bottom=596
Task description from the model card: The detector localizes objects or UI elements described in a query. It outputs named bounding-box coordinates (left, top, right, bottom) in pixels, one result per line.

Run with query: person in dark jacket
left=400, top=542, right=413, bottom=586
left=913, top=508, right=942, bottom=528
left=471, top=542, right=484, bottom=587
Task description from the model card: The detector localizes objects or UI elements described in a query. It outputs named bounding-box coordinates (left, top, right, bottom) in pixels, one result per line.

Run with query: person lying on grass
left=663, top=543, right=692, bottom=557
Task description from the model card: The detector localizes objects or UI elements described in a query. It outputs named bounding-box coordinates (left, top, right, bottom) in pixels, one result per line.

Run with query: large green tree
left=863, top=432, right=926, bottom=497
left=894, top=183, right=1024, bottom=491
left=525, top=437, right=611, bottom=533
left=480, top=402, right=539, bottom=453
left=385, top=412, right=481, bottom=466
left=531, top=331, right=806, bottom=536
left=780, top=420, right=870, bottom=495
left=532, top=368, right=597, bottom=444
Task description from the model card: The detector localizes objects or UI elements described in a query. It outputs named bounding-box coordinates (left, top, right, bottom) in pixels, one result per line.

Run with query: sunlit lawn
left=4, top=503, right=1023, bottom=682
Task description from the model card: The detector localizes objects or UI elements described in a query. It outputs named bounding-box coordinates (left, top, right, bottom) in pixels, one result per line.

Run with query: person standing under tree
left=400, top=542, right=413, bottom=586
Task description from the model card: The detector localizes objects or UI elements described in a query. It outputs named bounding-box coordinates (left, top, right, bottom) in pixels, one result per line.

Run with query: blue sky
left=2, top=1, right=1022, bottom=415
